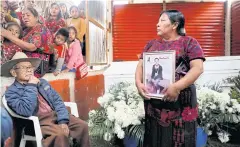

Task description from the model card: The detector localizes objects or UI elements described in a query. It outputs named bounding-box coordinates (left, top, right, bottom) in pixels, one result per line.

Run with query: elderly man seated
left=1, top=52, right=90, bottom=147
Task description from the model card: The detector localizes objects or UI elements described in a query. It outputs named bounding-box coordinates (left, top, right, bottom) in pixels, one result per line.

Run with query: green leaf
left=125, top=124, right=145, bottom=147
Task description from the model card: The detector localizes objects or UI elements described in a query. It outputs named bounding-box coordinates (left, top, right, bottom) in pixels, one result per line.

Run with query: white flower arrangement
left=197, top=87, right=240, bottom=143
left=88, top=82, right=240, bottom=144
left=88, top=82, right=145, bottom=142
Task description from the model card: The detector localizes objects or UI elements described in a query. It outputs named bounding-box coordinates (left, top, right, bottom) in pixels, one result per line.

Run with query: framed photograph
left=143, top=51, right=176, bottom=99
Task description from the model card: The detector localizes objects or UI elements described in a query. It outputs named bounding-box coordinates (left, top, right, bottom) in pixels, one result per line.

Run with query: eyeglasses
left=14, top=66, right=35, bottom=71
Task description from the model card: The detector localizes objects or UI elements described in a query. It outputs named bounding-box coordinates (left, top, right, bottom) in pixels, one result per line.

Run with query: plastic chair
left=2, top=95, right=79, bottom=147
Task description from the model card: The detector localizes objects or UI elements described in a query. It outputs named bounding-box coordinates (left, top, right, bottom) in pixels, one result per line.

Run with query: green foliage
left=125, top=124, right=145, bottom=147
left=229, top=74, right=240, bottom=103
left=89, top=108, right=109, bottom=139
left=203, top=82, right=223, bottom=93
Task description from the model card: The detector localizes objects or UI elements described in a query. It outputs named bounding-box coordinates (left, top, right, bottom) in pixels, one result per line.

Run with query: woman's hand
left=163, top=84, right=180, bottom=102
left=136, top=82, right=151, bottom=100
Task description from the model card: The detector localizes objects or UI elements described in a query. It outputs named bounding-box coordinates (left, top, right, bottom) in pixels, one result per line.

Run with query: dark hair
left=56, top=28, right=69, bottom=41
left=23, top=7, right=44, bottom=24
left=24, top=7, right=38, bottom=18
left=5, top=22, right=23, bottom=39
left=59, top=3, right=67, bottom=9
left=69, top=5, right=79, bottom=16
left=48, top=2, right=63, bottom=20
left=160, top=10, right=185, bottom=36
left=59, top=3, right=69, bottom=19
left=67, top=26, right=79, bottom=40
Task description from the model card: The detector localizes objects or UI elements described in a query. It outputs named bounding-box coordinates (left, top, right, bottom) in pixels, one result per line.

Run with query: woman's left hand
left=163, top=84, right=180, bottom=102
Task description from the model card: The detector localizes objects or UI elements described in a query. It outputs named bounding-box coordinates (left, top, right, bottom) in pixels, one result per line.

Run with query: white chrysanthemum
left=233, top=104, right=240, bottom=113
left=231, top=99, right=238, bottom=105
left=209, top=104, right=216, bottom=110
left=104, top=119, right=112, bottom=126
left=104, top=132, right=113, bottom=141
left=228, top=107, right=233, bottom=113
left=88, top=110, right=96, bottom=118
left=107, top=107, right=115, bottom=121
left=90, top=82, right=146, bottom=140
left=97, top=93, right=114, bottom=107
left=114, top=124, right=122, bottom=133
left=88, top=120, right=93, bottom=127
left=208, top=130, right=212, bottom=135
left=117, top=130, right=125, bottom=139
left=217, top=131, right=230, bottom=143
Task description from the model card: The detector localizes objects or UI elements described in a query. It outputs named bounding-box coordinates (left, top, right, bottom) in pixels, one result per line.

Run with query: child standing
left=66, top=6, right=86, bottom=44
left=59, top=3, right=69, bottom=20
left=51, top=28, right=69, bottom=76
left=61, top=26, right=83, bottom=73
left=1, top=22, right=22, bottom=64
left=45, top=2, right=65, bottom=36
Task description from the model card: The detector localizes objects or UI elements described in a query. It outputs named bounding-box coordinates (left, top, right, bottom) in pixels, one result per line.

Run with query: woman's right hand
left=136, top=82, right=151, bottom=99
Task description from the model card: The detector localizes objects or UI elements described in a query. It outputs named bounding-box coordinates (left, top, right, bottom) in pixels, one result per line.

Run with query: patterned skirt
left=143, top=85, right=198, bottom=147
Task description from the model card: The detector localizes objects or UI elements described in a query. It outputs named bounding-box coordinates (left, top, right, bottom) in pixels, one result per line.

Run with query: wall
left=74, top=74, right=104, bottom=120
left=131, top=0, right=227, bottom=3
left=231, top=0, right=240, bottom=55
left=112, top=2, right=225, bottom=61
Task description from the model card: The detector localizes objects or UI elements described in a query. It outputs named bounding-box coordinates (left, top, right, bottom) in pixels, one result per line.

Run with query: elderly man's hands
left=59, top=124, right=69, bottom=137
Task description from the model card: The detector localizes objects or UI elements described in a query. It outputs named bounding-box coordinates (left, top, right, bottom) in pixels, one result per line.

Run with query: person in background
left=0, top=0, right=19, bottom=26
left=51, top=28, right=69, bottom=76
left=1, top=107, right=13, bottom=147
left=135, top=10, right=205, bottom=147
left=4, top=0, right=20, bottom=24
left=1, top=22, right=22, bottom=64
left=45, top=2, right=65, bottom=36
left=66, top=5, right=86, bottom=45
left=2, top=52, right=90, bottom=147
left=61, top=26, right=83, bottom=73
left=78, top=1, right=86, bottom=19
left=16, top=0, right=45, bottom=30
left=60, top=3, right=69, bottom=20
left=1, top=7, right=53, bottom=78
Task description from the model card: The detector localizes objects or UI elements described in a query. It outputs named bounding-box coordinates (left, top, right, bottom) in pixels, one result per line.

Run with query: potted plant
left=88, top=82, right=145, bottom=147
left=197, top=87, right=240, bottom=144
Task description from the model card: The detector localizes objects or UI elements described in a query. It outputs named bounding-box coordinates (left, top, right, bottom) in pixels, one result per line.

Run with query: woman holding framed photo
left=135, top=10, right=205, bottom=147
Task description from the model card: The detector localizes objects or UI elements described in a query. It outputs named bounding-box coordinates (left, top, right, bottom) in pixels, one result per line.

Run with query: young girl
left=45, top=2, right=65, bottom=36
left=61, top=26, right=83, bottom=73
left=1, top=22, right=22, bottom=64
left=66, top=5, right=86, bottom=43
left=59, top=3, right=69, bottom=20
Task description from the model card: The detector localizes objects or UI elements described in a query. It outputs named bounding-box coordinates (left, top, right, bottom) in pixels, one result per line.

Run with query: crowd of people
left=1, top=0, right=86, bottom=78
